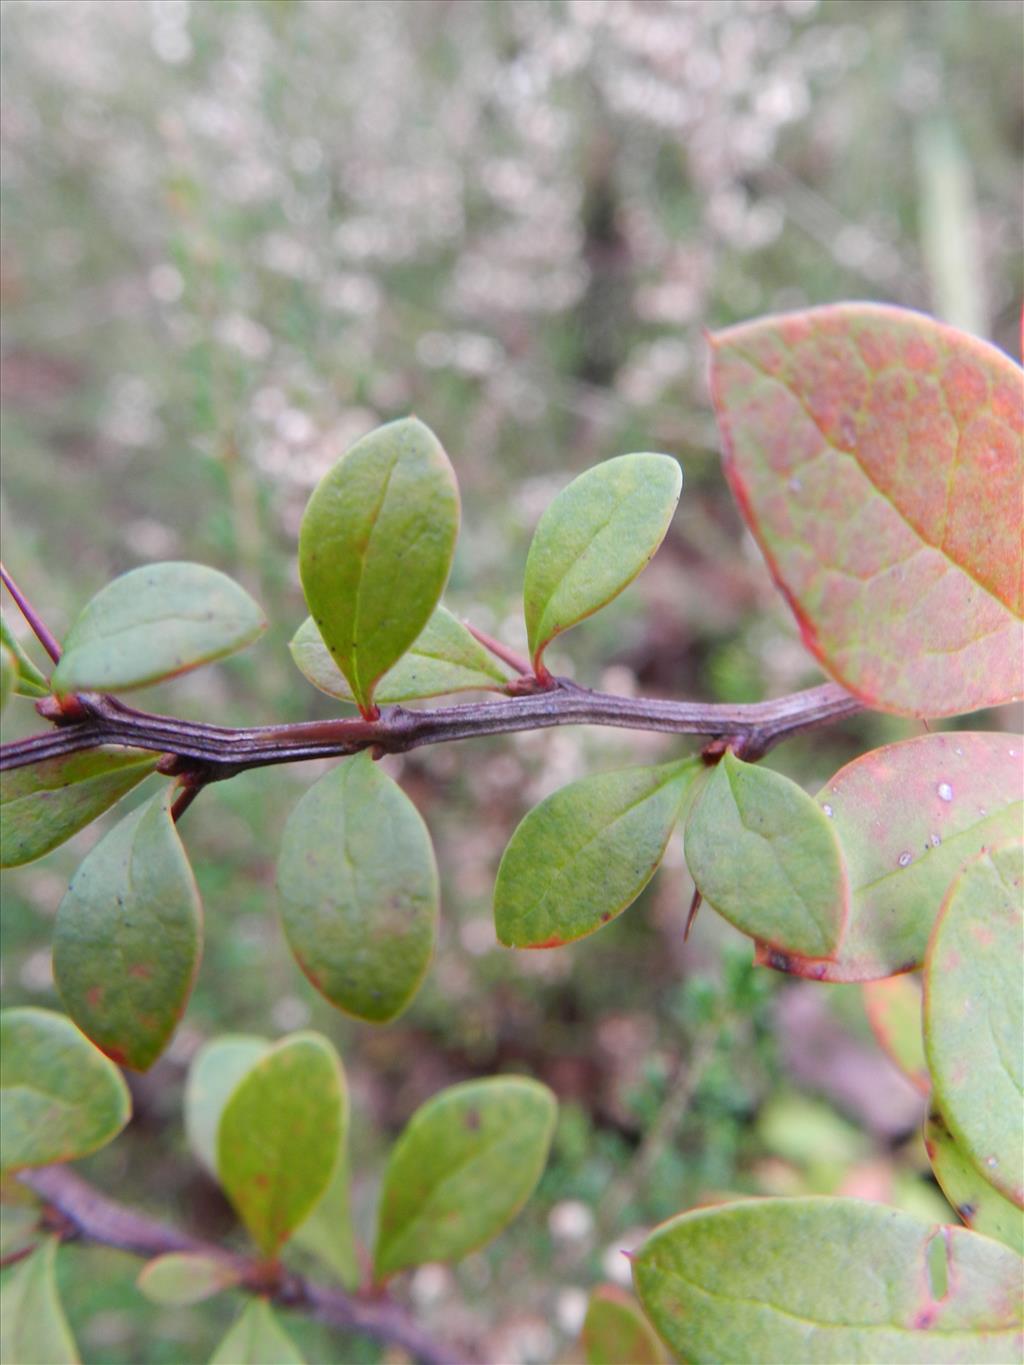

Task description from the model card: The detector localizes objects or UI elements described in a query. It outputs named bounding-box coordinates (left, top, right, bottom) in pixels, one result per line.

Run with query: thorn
left=684, top=888, right=703, bottom=941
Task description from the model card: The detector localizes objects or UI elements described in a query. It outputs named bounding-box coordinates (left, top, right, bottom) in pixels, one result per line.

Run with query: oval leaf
left=0, top=1008, right=130, bottom=1172
left=298, top=417, right=459, bottom=715
left=373, top=1076, right=556, bottom=1281
left=862, top=974, right=930, bottom=1094
left=0, top=1238, right=79, bottom=1365
left=926, top=1109, right=1024, bottom=1255
left=52, top=561, right=266, bottom=694
left=710, top=303, right=1023, bottom=718
left=277, top=752, right=438, bottom=1023
left=495, top=759, right=697, bottom=949
left=582, top=1285, right=666, bottom=1365
left=684, top=751, right=848, bottom=959
left=523, top=453, right=681, bottom=673
left=53, top=787, right=203, bottom=1071
left=137, top=1252, right=241, bottom=1306
left=209, top=1300, right=304, bottom=1365
left=633, top=1197, right=1024, bottom=1363
left=1, top=747, right=159, bottom=869
left=758, top=732, right=1023, bottom=981
left=216, top=1032, right=346, bottom=1256
left=184, top=1035, right=269, bottom=1177
left=290, top=606, right=510, bottom=703
left=924, top=840, right=1023, bottom=1208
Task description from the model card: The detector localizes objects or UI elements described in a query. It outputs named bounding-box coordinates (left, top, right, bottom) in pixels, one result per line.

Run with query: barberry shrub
left=1, top=303, right=1021, bottom=1363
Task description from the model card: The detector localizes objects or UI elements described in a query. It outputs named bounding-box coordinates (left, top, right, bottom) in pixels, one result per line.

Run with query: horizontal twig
left=18, top=1165, right=463, bottom=1365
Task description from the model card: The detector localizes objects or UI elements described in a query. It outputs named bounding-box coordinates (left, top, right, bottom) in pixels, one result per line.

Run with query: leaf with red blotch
left=710, top=303, right=1023, bottom=718
left=755, top=731, right=1022, bottom=982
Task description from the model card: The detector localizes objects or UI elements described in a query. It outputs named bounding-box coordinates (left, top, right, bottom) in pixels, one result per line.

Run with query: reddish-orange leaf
left=710, top=304, right=1023, bottom=718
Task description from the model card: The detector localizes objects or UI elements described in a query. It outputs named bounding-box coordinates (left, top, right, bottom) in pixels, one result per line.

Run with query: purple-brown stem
left=0, top=562, right=62, bottom=664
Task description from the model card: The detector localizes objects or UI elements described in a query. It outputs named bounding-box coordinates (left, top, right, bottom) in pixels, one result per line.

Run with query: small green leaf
left=0, top=1008, right=130, bottom=1172
left=52, top=561, right=266, bottom=694
left=523, top=453, right=681, bottom=672
left=0, top=1238, right=79, bottom=1365
left=277, top=752, right=438, bottom=1023
left=53, top=787, right=203, bottom=1072
left=684, top=751, right=848, bottom=959
left=298, top=417, right=460, bottom=715
left=633, top=1197, right=1024, bottom=1363
left=582, top=1285, right=667, bottom=1365
left=0, top=1193, right=41, bottom=1263
left=290, top=605, right=509, bottom=703
left=136, top=1252, right=241, bottom=1306
left=216, top=1032, right=346, bottom=1257
left=184, top=1035, right=269, bottom=1176
left=924, top=840, right=1023, bottom=1209
left=862, top=974, right=929, bottom=1094
left=0, top=644, right=14, bottom=711
left=0, top=615, right=49, bottom=696
left=293, top=1153, right=360, bottom=1291
left=373, top=1076, right=556, bottom=1280
left=494, top=759, right=698, bottom=949
left=1, top=747, right=159, bottom=868
left=926, top=1109, right=1024, bottom=1255
left=209, top=1300, right=304, bottom=1365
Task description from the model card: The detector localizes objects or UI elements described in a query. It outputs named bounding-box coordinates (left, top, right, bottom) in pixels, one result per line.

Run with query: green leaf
left=0, top=1238, right=79, bottom=1365
left=0, top=1008, right=130, bottom=1173
left=52, top=561, right=266, bottom=694
left=184, top=1035, right=270, bottom=1177
left=757, top=732, right=1023, bottom=981
left=924, top=840, right=1023, bottom=1209
left=494, top=759, right=698, bottom=949
left=710, top=303, right=1023, bottom=718
left=582, top=1285, right=667, bottom=1365
left=53, top=787, right=203, bottom=1072
left=277, top=752, right=438, bottom=1023
left=862, top=974, right=929, bottom=1094
left=209, top=1300, right=304, bottom=1365
left=523, top=453, right=681, bottom=672
left=0, top=644, right=14, bottom=711
left=926, top=1109, right=1024, bottom=1255
left=290, top=605, right=510, bottom=703
left=1, top=747, right=159, bottom=868
left=293, top=1153, right=360, bottom=1291
left=298, top=417, right=460, bottom=715
left=373, top=1076, right=556, bottom=1280
left=633, top=1197, right=1024, bottom=1363
left=0, top=615, right=49, bottom=696
left=684, top=751, right=848, bottom=959
left=136, top=1252, right=241, bottom=1306
left=0, top=1193, right=41, bottom=1263
left=217, top=1032, right=346, bottom=1256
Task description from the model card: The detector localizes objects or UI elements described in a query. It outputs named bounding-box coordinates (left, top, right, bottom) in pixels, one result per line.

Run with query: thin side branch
left=18, top=1166, right=462, bottom=1365
left=0, top=678, right=863, bottom=777
left=0, top=562, right=62, bottom=664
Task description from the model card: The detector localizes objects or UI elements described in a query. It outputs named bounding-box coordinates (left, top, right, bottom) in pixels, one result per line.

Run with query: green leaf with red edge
left=925, top=1108, right=1024, bottom=1255
left=523, top=453, right=681, bottom=674
left=684, top=751, right=847, bottom=960
left=298, top=417, right=460, bottom=716
left=277, top=751, right=438, bottom=1023
left=52, top=561, right=266, bottom=695
left=136, top=1252, right=241, bottom=1306
left=373, top=1077, right=556, bottom=1280
left=862, top=974, right=930, bottom=1094
left=494, top=758, right=698, bottom=949
left=633, top=1197, right=1024, bottom=1364
left=756, top=732, right=1022, bottom=981
left=290, top=605, right=510, bottom=703
left=216, top=1032, right=346, bottom=1257
left=209, top=1300, right=304, bottom=1365
left=582, top=1285, right=667, bottom=1365
left=184, top=1035, right=269, bottom=1176
left=0, top=614, right=50, bottom=697
left=0, top=1008, right=130, bottom=1173
left=710, top=303, right=1023, bottom=718
left=53, top=787, right=203, bottom=1072
left=924, top=840, right=1023, bottom=1209
left=1, top=747, right=159, bottom=868
left=0, top=1237, right=80, bottom=1365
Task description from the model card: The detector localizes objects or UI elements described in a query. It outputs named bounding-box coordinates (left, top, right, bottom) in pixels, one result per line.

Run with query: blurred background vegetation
left=1, top=1, right=1021, bottom=1360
